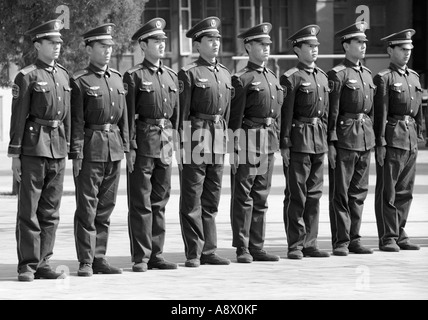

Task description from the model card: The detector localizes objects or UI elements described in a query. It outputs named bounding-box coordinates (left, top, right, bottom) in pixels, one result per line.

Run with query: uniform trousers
left=230, top=153, right=274, bottom=250
left=127, top=155, right=171, bottom=263
left=283, top=152, right=324, bottom=251
left=375, top=146, right=417, bottom=247
left=16, top=155, right=65, bottom=273
left=329, top=148, right=371, bottom=249
left=179, top=155, right=224, bottom=260
left=73, top=160, right=121, bottom=263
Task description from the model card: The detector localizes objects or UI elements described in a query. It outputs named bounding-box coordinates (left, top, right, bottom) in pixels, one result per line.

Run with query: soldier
left=8, top=20, right=70, bottom=282
left=280, top=25, right=330, bottom=259
left=123, top=18, right=179, bottom=272
left=229, top=23, right=282, bottom=263
left=327, top=22, right=376, bottom=256
left=69, top=24, right=129, bottom=276
left=373, top=29, right=424, bottom=252
left=178, top=17, right=232, bottom=267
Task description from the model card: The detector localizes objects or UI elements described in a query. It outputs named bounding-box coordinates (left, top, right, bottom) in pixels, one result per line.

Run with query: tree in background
left=0, top=0, right=148, bottom=87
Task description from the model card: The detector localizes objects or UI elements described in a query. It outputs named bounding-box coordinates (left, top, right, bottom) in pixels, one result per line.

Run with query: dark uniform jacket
left=373, top=63, right=424, bottom=151
left=229, top=61, right=283, bottom=154
left=327, top=59, right=376, bottom=151
left=178, top=56, right=232, bottom=155
left=8, top=59, right=71, bottom=158
left=69, top=64, right=129, bottom=162
left=280, top=62, right=329, bottom=154
left=123, top=59, right=179, bottom=158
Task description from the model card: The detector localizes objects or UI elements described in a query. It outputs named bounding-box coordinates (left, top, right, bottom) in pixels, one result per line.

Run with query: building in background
left=1, top=0, right=427, bottom=144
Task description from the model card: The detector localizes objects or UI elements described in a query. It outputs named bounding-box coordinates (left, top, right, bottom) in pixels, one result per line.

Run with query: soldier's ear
left=386, top=46, right=393, bottom=57
left=34, top=41, right=42, bottom=51
left=85, top=45, right=93, bottom=56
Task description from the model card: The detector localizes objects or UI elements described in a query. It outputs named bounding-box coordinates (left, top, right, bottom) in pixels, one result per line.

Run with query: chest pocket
left=86, top=88, right=104, bottom=110
left=276, top=83, right=284, bottom=105
left=296, top=85, right=316, bottom=108
left=389, top=83, right=407, bottom=106
left=194, top=81, right=212, bottom=103
left=139, top=84, right=156, bottom=106
left=168, top=85, right=178, bottom=106
left=33, top=84, right=52, bottom=107
left=343, top=80, right=362, bottom=104
left=248, top=85, right=265, bottom=105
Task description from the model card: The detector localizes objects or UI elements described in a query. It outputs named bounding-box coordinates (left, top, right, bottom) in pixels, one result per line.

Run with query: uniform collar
left=36, top=59, right=58, bottom=73
left=297, top=62, right=317, bottom=74
left=143, top=59, right=165, bottom=74
left=88, top=63, right=111, bottom=77
left=344, top=58, right=363, bottom=72
left=247, top=61, right=268, bottom=73
left=197, top=56, right=220, bottom=72
left=389, top=62, right=409, bottom=76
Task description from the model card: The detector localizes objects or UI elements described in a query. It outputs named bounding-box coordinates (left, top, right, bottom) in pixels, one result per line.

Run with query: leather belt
left=136, top=115, right=169, bottom=128
left=243, top=117, right=275, bottom=127
left=85, top=123, right=118, bottom=131
left=294, top=116, right=320, bottom=125
left=28, top=115, right=62, bottom=128
left=390, top=114, right=413, bottom=122
left=191, top=112, right=223, bottom=123
left=341, top=112, right=367, bottom=120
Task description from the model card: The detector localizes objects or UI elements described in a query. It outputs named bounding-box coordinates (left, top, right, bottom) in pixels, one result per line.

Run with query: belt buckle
left=404, top=115, right=410, bottom=124
left=51, top=120, right=60, bottom=128
left=214, top=115, right=221, bottom=124
left=158, top=119, right=166, bottom=129
left=265, top=117, right=273, bottom=126
left=105, top=123, right=112, bottom=132
left=357, top=113, right=364, bottom=121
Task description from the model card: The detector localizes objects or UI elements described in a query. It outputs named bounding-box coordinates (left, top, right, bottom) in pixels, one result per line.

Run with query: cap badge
left=406, top=32, right=411, bottom=39
left=106, top=26, right=112, bottom=34
left=263, top=25, right=269, bottom=33
left=156, top=20, right=162, bottom=29
left=211, top=19, right=216, bottom=27
left=311, top=27, right=316, bottom=35
left=54, top=20, right=61, bottom=31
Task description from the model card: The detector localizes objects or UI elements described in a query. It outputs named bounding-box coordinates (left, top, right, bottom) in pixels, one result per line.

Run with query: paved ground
left=0, top=142, right=427, bottom=302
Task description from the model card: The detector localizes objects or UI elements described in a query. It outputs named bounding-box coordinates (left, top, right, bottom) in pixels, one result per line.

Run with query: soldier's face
left=87, top=42, right=113, bottom=67
left=296, top=43, right=319, bottom=64
left=246, top=40, right=270, bottom=65
left=388, top=45, right=412, bottom=67
left=35, top=39, right=61, bottom=62
left=197, top=36, right=221, bottom=60
left=346, top=39, right=367, bottom=60
left=142, top=38, right=166, bottom=60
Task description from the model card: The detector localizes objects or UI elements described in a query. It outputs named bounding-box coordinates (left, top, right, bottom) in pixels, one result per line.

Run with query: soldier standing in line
left=123, top=18, right=179, bottom=272
left=280, top=25, right=330, bottom=260
left=327, top=22, right=376, bottom=256
left=229, top=23, right=282, bottom=263
left=69, top=24, right=129, bottom=276
left=373, top=29, right=424, bottom=252
left=8, top=20, right=70, bottom=282
left=178, top=17, right=232, bottom=268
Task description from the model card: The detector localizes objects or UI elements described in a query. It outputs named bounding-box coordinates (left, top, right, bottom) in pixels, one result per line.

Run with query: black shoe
left=148, top=258, right=178, bottom=270
left=201, top=253, right=231, bottom=265
left=78, top=263, right=93, bottom=277
left=18, top=271, right=34, bottom=282
left=302, top=248, right=330, bottom=257
left=287, top=249, right=303, bottom=260
left=379, top=242, right=400, bottom=252
left=398, top=242, right=420, bottom=250
left=35, top=268, right=67, bottom=280
left=93, top=258, right=122, bottom=274
left=250, top=249, right=280, bottom=261
left=236, top=247, right=253, bottom=263
left=333, top=246, right=349, bottom=256
left=184, top=259, right=200, bottom=268
left=349, top=243, right=373, bottom=254
left=132, top=262, right=148, bottom=272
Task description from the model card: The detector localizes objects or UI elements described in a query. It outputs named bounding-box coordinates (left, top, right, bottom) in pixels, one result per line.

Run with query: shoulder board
left=218, top=63, right=232, bottom=74
left=377, top=69, right=392, bottom=77
left=316, top=67, right=328, bottom=78
left=19, top=65, right=37, bottom=76
left=284, top=67, right=299, bottom=78
left=331, top=65, right=346, bottom=73
left=164, top=65, right=177, bottom=76
left=126, top=64, right=143, bottom=74
left=362, top=65, right=372, bottom=74
left=233, top=67, right=249, bottom=78
left=110, top=68, right=122, bottom=77
left=72, top=69, right=89, bottom=80
left=181, top=62, right=198, bottom=72
left=408, top=68, right=420, bottom=77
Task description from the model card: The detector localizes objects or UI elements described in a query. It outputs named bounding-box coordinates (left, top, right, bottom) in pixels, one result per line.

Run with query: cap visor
left=303, top=40, right=320, bottom=46
left=98, top=39, right=115, bottom=45
left=39, top=36, right=63, bottom=43
left=251, top=38, right=272, bottom=44
left=399, top=43, right=414, bottom=49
